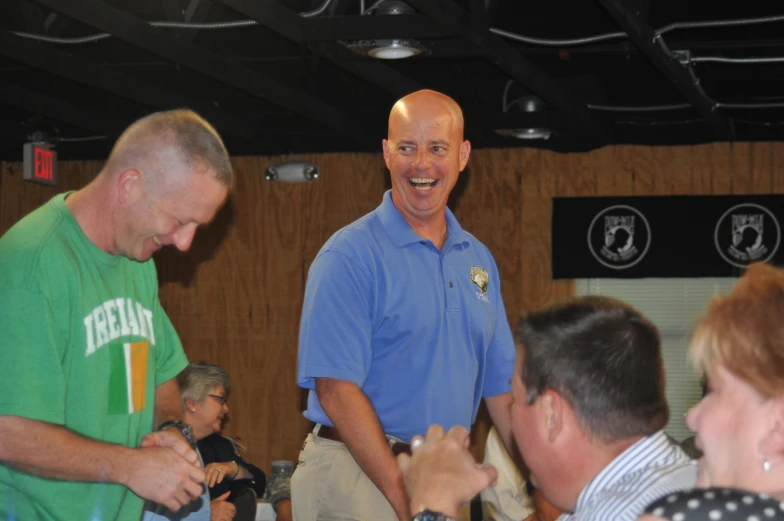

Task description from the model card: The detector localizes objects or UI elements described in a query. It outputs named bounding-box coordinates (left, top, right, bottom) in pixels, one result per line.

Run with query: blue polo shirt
left=297, top=190, right=516, bottom=442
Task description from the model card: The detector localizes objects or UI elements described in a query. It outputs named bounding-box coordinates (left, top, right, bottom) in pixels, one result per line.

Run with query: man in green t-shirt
left=0, top=109, right=233, bottom=521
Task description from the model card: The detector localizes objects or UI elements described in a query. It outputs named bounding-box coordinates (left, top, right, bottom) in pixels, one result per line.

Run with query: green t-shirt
left=0, top=193, right=189, bottom=521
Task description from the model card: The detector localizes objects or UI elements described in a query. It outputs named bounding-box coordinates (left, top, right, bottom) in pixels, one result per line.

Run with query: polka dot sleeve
left=644, top=488, right=784, bottom=520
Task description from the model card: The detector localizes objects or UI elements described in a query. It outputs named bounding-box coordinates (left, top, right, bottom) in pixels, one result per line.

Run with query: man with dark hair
left=397, top=296, right=697, bottom=521
left=511, top=296, right=696, bottom=520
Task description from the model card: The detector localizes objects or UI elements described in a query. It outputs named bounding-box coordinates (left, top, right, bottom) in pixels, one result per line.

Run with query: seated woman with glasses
left=198, top=424, right=266, bottom=502
left=143, top=361, right=255, bottom=521
left=638, top=263, right=784, bottom=521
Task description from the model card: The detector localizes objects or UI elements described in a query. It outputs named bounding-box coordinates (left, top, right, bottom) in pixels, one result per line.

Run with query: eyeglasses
left=208, top=394, right=228, bottom=406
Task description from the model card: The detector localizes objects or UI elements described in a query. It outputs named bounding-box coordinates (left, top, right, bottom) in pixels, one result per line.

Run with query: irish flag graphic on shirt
left=108, top=341, right=149, bottom=415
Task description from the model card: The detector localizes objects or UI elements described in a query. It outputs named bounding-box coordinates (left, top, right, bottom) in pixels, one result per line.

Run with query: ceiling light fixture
left=367, top=39, right=423, bottom=59
left=496, top=89, right=553, bottom=140
left=495, top=128, right=554, bottom=140
left=344, top=1, right=425, bottom=60
left=265, top=161, right=320, bottom=183
left=516, top=96, right=546, bottom=113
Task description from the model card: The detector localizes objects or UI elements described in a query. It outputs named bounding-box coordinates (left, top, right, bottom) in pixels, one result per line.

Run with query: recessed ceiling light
left=518, top=96, right=546, bottom=113
left=342, top=1, right=425, bottom=60
left=367, top=39, right=423, bottom=59
left=495, top=128, right=554, bottom=140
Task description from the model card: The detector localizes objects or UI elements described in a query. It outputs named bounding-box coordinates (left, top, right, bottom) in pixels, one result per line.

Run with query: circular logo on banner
left=714, top=203, right=781, bottom=268
left=587, top=205, right=651, bottom=270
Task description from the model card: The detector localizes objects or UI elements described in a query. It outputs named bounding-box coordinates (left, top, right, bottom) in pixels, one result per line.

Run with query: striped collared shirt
left=558, top=431, right=698, bottom=521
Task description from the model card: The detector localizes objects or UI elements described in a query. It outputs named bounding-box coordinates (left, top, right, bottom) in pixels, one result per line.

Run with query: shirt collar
left=376, top=189, right=470, bottom=249
left=574, top=431, right=674, bottom=513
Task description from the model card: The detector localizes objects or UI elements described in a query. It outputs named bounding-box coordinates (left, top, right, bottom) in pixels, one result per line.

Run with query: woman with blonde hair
left=640, top=263, right=784, bottom=520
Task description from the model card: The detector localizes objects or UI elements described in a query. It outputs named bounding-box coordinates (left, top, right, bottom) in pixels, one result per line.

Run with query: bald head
left=104, top=109, right=233, bottom=194
left=388, top=90, right=465, bottom=140
left=382, top=89, right=471, bottom=230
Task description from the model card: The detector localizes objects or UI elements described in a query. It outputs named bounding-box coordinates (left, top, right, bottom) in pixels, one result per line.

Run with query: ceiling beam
left=483, top=0, right=500, bottom=24
left=218, top=0, right=302, bottom=41
left=468, top=0, right=491, bottom=32
left=596, top=0, right=735, bottom=140
left=17, top=0, right=46, bottom=33
left=182, top=0, right=214, bottom=44
left=301, top=15, right=455, bottom=41
left=637, top=0, right=653, bottom=22
left=0, top=79, right=127, bottom=136
left=405, top=0, right=610, bottom=143
left=0, top=116, right=35, bottom=141
left=35, top=0, right=374, bottom=145
left=161, top=0, right=213, bottom=44
left=216, top=0, right=501, bottom=144
left=467, top=110, right=584, bottom=133
left=161, top=0, right=183, bottom=23
left=314, top=43, right=423, bottom=96
left=0, top=30, right=264, bottom=144
left=161, top=0, right=186, bottom=41
left=329, top=0, right=352, bottom=16
left=42, top=11, right=70, bottom=35
left=217, top=0, right=424, bottom=96
left=9, top=0, right=70, bottom=36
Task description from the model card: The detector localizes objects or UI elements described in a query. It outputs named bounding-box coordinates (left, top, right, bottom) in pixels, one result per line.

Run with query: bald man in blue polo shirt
left=292, top=89, right=517, bottom=521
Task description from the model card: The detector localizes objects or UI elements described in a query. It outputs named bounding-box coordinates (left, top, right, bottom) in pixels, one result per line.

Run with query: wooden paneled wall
left=2, top=143, right=783, bottom=471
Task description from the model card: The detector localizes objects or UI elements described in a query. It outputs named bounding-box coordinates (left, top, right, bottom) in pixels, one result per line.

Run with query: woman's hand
left=205, top=461, right=238, bottom=487
left=210, top=491, right=236, bottom=521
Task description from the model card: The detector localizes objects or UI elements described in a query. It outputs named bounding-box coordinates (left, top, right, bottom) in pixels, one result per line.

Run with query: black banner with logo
left=552, top=195, right=784, bottom=279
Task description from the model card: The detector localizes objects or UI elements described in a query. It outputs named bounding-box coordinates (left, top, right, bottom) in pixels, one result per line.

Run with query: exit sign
left=23, top=143, right=58, bottom=185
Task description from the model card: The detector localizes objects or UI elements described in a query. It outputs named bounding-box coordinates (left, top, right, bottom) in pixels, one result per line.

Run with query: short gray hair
left=177, top=361, right=230, bottom=409
left=105, top=108, right=234, bottom=189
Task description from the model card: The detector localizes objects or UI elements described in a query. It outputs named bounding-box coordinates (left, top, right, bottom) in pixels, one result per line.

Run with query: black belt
left=316, top=424, right=412, bottom=457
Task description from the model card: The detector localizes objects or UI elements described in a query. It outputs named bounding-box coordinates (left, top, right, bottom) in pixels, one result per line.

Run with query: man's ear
left=382, top=139, right=392, bottom=170
left=458, top=140, right=471, bottom=171
left=117, top=169, right=142, bottom=204
left=760, top=394, right=784, bottom=462
left=541, top=390, right=564, bottom=442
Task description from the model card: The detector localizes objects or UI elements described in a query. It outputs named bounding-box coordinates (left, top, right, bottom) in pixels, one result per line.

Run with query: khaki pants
left=291, top=429, right=398, bottom=521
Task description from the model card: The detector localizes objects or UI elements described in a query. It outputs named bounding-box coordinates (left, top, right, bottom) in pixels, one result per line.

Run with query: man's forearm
left=485, top=392, right=515, bottom=457
left=275, top=498, right=293, bottom=521
left=154, top=377, right=184, bottom=427
left=0, top=415, right=207, bottom=512
left=268, top=469, right=292, bottom=508
left=0, top=416, right=134, bottom=484
left=316, top=378, right=409, bottom=520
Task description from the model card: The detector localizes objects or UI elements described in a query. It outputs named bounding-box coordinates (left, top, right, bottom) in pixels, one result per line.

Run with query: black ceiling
left=2, top=0, right=784, bottom=160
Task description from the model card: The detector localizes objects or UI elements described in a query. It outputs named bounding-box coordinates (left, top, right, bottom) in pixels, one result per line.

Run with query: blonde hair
left=105, top=109, right=233, bottom=189
left=690, top=262, right=784, bottom=399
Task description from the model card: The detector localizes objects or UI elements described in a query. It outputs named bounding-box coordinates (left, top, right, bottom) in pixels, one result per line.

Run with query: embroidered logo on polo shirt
left=470, top=266, right=489, bottom=293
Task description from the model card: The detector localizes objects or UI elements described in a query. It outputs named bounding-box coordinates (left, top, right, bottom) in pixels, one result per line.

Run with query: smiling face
left=115, top=167, right=227, bottom=262
left=187, top=384, right=229, bottom=440
left=382, top=90, right=470, bottom=228
left=687, top=365, right=773, bottom=489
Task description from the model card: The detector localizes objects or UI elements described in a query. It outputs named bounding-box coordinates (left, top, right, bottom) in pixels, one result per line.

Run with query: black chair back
left=470, top=493, right=483, bottom=521
left=231, top=486, right=258, bottom=521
